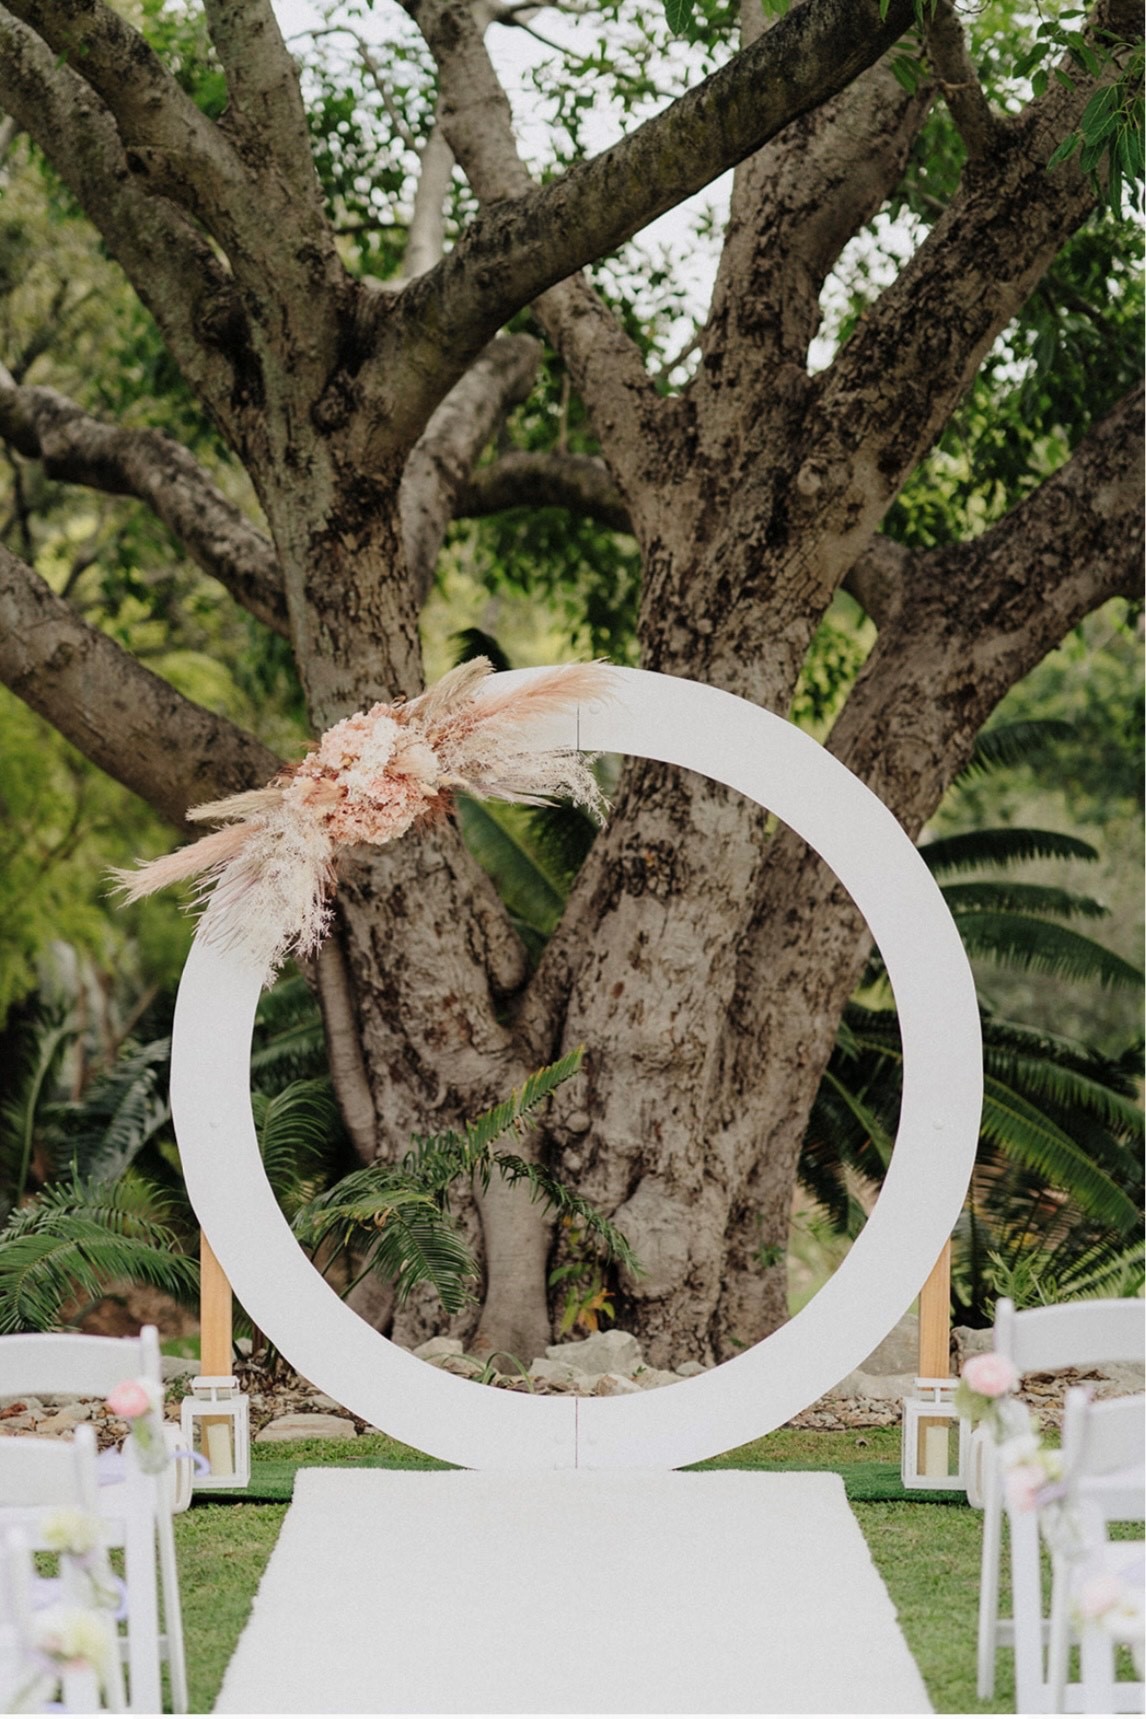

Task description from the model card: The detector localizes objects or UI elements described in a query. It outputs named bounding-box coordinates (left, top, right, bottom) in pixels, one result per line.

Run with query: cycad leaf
left=943, top=881, right=1108, bottom=922
left=454, top=796, right=567, bottom=937
left=251, top=1079, right=339, bottom=1208
left=980, top=1077, right=1140, bottom=1231
left=955, top=913, right=1143, bottom=988
left=363, top=1207, right=479, bottom=1311
left=920, top=827, right=1098, bottom=875
left=960, top=719, right=1076, bottom=777
left=0, top=1180, right=197, bottom=1334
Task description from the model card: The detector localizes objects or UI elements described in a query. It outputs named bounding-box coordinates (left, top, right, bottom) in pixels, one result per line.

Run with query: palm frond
left=961, top=719, right=1077, bottom=777
left=920, top=827, right=1099, bottom=875
left=454, top=796, right=567, bottom=938
left=251, top=1079, right=340, bottom=1211
left=943, top=881, right=1110, bottom=923
left=47, top=1039, right=171, bottom=1184
left=250, top=973, right=328, bottom=1087
left=469, top=1053, right=584, bottom=1159
left=980, top=1077, right=1141, bottom=1231
left=954, top=914, right=1143, bottom=988
left=0, top=1009, right=75, bottom=1211
left=0, top=1179, right=197, bottom=1333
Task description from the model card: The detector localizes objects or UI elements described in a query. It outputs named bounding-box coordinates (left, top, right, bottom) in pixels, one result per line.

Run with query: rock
left=1096, top=1362, right=1146, bottom=1396
left=594, top=1372, right=641, bottom=1397
left=308, top=1393, right=344, bottom=1412
left=529, top=1359, right=582, bottom=1390
left=633, top=1368, right=680, bottom=1390
left=828, top=1369, right=916, bottom=1404
left=859, top=1315, right=919, bottom=1376
left=162, top=1357, right=199, bottom=1383
left=951, top=1325, right=994, bottom=1365
left=675, top=1361, right=707, bottom=1378
left=0, top=1398, right=43, bottom=1418
left=413, top=1337, right=464, bottom=1362
left=255, top=1413, right=358, bottom=1443
left=546, top=1329, right=643, bottom=1377
left=37, top=1411, right=86, bottom=1435
left=437, top=1354, right=484, bottom=1378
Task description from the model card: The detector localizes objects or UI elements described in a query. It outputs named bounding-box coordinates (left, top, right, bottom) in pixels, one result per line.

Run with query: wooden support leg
left=918, top=1239, right=952, bottom=1476
left=199, top=1233, right=235, bottom=1477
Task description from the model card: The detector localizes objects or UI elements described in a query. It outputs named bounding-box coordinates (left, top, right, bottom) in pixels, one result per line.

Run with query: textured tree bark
left=0, top=0, right=1140, bottom=1371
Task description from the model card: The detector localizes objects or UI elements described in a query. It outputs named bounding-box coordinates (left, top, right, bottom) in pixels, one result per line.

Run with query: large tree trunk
left=0, top=0, right=1140, bottom=1372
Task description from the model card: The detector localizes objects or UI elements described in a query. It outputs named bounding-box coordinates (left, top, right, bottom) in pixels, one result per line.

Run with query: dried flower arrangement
left=114, top=658, right=611, bottom=978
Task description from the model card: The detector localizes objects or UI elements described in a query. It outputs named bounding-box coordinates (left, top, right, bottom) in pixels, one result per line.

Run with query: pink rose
left=1004, top=1461, right=1045, bottom=1513
left=1076, top=1574, right=1124, bottom=1620
left=962, top=1352, right=1019, bottom=1398
left=105, top=1379, right=152, bottom=1420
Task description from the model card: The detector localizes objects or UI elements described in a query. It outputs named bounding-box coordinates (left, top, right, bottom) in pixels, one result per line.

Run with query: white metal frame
left=171, top=665, right=983, bottom=1470
left=975, top=1296, right=1146, bottom=1708
left=0, top=1328, right=188, bottom=1711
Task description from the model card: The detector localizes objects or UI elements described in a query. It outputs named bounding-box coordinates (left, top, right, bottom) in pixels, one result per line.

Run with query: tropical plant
left=293, top=1051, right=637, bottom=1315
left=0, top=1177, right=198, bottom=1334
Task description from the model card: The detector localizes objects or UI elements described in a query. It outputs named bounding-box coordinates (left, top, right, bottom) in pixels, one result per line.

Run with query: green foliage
left=802, top=779, right=1145, bottom=1321
left=0, top=1177, right=198, bottom=1334
left=294, top=1052, right=637, bottom=1314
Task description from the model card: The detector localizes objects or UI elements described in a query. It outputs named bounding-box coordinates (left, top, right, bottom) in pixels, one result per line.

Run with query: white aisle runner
left=215, top=1470, right=932, bottom=1714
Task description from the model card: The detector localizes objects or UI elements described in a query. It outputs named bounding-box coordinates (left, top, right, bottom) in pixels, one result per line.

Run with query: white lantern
left=901, top=1377, right=971, bottom=1491
left=180, top=1375, right=251, bottom=1490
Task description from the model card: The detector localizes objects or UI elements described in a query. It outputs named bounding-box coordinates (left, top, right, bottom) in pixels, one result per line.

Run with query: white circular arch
left=171, top=667, right=982, bottom=1470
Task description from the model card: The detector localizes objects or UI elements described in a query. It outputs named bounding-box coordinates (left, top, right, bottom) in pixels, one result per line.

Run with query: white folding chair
left=0, top=1427, right=125, bottom=1712
left=974, top=1297, right=1145, bottom=1707
left=0, top=1328, right=188, bottom=1712
left=1045, top=1387, right=1145, bottom=1715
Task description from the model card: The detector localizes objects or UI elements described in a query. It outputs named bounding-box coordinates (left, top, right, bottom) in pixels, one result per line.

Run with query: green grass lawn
left=167, top=1426, right=1064, bottom=1714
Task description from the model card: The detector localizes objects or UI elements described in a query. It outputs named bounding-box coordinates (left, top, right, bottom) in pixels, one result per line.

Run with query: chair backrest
left=994, top=1298, right=1145, bottom=1376
left=1061, top=1387, right=1146, bottom=1488
left=0, top=1423, right=100, bottom=1518
left=0, top=1328, right=161, bottom=1402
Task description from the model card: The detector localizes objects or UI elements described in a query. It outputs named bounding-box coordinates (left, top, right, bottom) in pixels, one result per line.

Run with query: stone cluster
left=1, top=1318, right=1139, bottom=1447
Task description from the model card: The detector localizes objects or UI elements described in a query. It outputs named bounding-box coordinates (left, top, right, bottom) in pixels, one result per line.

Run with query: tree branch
left=0, top=545, right=281, bottom=827
left=792, top=33, right=1130, bottom=594
left=3, top=0, right=240, bottom=230
left=201, top=0, right=338, bottom=272
left=455, top=449, right=634, bottom=534
left=0, top=11, right=251, bottom=444
left=378, top=0, right=916, bottom=453
left=0, top=369, right=288, bottom=637
left=702, top=53, right=930, bottom=381
left=829, top=379, right=1145, bottom=819
left=401, top=0, right=661, bottom=499
left=403, top=120, right=456, bottom=282
left=840, top=534, right=910, bottom=629
left=401, top=335, right=542, bottom=601
left=926, top=0, right=1004, bottom=163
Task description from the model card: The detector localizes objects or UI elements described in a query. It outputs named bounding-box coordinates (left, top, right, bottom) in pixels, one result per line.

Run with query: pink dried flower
left=105, top=1379, right=151, bottom=1420
left=112, top=660, right=613, bottom=980
left=962, top=1352, right=1019, bottom=1399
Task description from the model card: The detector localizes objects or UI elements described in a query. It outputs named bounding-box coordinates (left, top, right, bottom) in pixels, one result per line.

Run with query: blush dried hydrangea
left=115, top=658, right=611, bottom=979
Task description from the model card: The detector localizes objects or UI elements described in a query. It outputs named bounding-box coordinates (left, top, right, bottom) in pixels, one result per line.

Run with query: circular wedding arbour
left=170, top=667, right=982, bottom=1470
